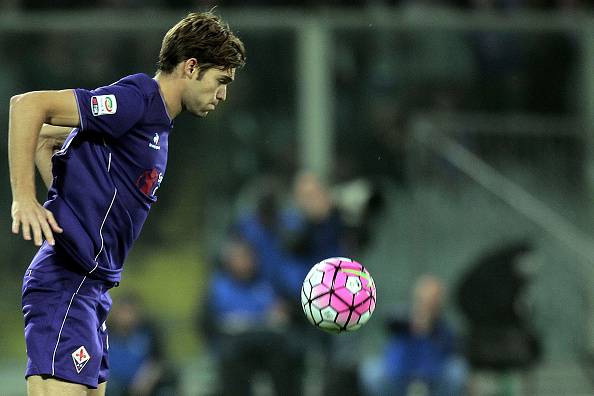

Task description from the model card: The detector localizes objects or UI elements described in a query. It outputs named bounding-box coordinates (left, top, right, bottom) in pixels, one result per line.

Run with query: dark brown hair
left=157, top=11, right=246, bottom=74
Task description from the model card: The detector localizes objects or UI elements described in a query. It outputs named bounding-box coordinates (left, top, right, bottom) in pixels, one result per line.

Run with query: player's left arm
left=35, top=124, right=72, bottom=188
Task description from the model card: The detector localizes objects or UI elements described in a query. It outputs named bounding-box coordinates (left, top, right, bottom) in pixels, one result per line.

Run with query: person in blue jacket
left=200, top=237, right=302, bottom=396
left=361, top=275, right=469, bottom=396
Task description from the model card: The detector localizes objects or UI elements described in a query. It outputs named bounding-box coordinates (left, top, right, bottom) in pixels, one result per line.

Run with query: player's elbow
left=9, top=94, right=30, bottom=118
left=10, top=92, right=37, bottom=112
left=9, top=93, right=24, bottom=108
left=10, top=92, right=51, bottom=123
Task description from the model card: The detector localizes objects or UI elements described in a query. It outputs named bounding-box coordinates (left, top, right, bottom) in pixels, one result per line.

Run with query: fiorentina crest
left=72, top=346, right=90, bottom=373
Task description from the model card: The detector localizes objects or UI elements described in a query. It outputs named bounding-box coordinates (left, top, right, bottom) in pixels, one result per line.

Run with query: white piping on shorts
left=90, top=188, right=117, bottom=274
left=51, top=276, right=87, bottom=376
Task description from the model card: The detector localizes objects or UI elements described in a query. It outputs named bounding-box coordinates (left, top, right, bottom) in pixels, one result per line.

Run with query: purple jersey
left=37, top=73, right=173, bottom=283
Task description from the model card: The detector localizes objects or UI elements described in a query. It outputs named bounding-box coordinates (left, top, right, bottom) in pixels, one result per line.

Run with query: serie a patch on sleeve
left=91, top=95, right=117, bottom=116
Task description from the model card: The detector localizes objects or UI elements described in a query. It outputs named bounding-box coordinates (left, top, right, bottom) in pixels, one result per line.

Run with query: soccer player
left=8, top=11, right=245, bottom=396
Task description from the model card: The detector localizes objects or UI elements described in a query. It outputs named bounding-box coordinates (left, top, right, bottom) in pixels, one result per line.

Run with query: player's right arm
left=8, top=90, right=79, bottom=246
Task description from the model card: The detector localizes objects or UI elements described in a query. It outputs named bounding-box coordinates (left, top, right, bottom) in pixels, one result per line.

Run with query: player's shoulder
left=111, top=73, right=159, bottom=98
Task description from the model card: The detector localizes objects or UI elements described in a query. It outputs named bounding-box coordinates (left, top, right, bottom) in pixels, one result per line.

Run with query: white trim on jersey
left=53, top=128, right=77, bottom=157
left=91, top=188, right=118, bottom=273
left=73, top=89, right=85, bottom=131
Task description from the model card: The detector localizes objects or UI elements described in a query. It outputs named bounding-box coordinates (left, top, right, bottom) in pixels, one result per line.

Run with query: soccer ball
left=301, top=257, right=376, bottom=333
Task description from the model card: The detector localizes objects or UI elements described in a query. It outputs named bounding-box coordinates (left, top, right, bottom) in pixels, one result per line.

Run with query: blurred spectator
left=361, top=275, right=469, bottom=396
left=234, top=181, right=304, bottom=297
left=455, top=240, right=542, bottom=372
left=285, top=171, right=347, bottom=271
left=288, top=172, right=368, bottom=396
left=235, top=172, right=368, bottom=395
left=107, top=293, right=178, bottom=396
left=199, top=237, right=303, bottom=396
left=234, top=172, right=347, bottom=297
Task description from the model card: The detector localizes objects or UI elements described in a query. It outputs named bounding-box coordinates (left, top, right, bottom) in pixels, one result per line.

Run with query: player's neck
left=154, top=71, right=183, bottom=120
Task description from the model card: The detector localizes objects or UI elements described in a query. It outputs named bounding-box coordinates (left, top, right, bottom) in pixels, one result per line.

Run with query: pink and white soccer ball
left=301, top=257, right=377, bottom=333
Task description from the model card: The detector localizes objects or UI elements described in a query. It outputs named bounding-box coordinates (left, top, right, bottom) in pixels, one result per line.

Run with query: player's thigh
left=88, top=382, right=106, bottom=396
left=27, top=375, right=88, bottom=396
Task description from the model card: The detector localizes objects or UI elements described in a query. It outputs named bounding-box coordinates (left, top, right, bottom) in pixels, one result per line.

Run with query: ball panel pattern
left=301, top=257, right=376, bottom=333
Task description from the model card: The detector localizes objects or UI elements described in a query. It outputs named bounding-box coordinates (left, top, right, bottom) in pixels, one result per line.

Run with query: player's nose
left=216, top=86, right=227, bottom=102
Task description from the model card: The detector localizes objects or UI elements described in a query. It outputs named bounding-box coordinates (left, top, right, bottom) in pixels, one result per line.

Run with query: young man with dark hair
left=8, top=11, right=245, bottom=395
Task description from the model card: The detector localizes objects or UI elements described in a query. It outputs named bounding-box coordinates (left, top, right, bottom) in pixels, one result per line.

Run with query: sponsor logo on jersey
left=91, top=94, right=117, bottom=116
left=149, top=132, right=161, bottom=150
left=72, top=346, right=90, bottom=373
left=136, top=168, right=163, bottom=197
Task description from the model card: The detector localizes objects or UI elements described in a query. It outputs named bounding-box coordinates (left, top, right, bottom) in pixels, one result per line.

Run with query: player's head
left=157, top=11, right=246, bottom=117
left=110, top=293, right=143, bottom=334
left=294, top=171, right=333, bottom=222
left=411, top=275, right=445, bottom=334
left=221, top=238, right=257, bottom=282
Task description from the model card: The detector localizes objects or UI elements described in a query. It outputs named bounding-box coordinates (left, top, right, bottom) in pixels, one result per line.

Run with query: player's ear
left=183, top=58, right=199, bottom=79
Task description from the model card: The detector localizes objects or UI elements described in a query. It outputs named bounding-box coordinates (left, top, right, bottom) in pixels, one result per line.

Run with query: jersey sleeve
left=74, top=82, right=145, bottom=138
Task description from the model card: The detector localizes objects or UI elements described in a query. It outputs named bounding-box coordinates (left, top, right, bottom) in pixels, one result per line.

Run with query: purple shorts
left=22, top=245, right=114, bottom=388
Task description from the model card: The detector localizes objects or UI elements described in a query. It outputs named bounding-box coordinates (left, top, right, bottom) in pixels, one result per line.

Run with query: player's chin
left=190, top=109, right=209, bottom=118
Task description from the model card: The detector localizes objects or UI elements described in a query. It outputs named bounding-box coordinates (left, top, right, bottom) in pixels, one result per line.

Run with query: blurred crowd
left=108, top=168, right=542, bottom=396
left=197, top=171, right=384, bottom=395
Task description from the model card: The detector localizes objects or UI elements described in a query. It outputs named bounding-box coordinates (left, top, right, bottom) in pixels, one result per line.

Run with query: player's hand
left=11, top=197, right=63, bottom=246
